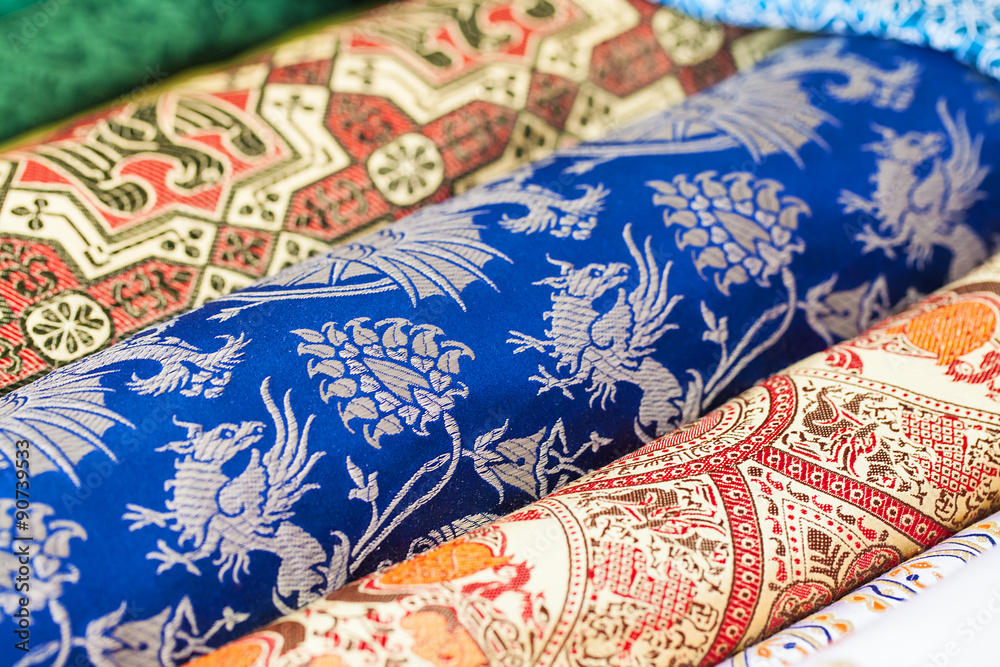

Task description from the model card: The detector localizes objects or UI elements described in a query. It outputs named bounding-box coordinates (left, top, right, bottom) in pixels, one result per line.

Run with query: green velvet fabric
left=0, top=0, right=354, bottom=142
left=0, top=0, right=39, bottom=19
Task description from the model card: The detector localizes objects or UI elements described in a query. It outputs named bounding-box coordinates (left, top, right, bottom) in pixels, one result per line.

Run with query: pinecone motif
left=294, top=317, right=473, bottom=448
left=648, top=171, right=809, bottom=295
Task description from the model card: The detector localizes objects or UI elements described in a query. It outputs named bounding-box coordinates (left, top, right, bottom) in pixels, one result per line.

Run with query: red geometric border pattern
left=0, top=0, right=756, bottom=395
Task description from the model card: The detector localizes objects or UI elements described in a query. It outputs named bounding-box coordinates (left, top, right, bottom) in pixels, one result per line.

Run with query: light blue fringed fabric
left=655, top=0, right=1000, bottom=80
left=4, top=35, right=1000, bottom=666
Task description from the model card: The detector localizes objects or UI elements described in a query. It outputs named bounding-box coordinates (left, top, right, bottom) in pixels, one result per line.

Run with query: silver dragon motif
left=508, top=223, right=684, bottom=438
left=123, top=378, right=338, bottom=609
left=841, top=97, right=990, bottom=281
left=0, top=322, right=249, bottom=484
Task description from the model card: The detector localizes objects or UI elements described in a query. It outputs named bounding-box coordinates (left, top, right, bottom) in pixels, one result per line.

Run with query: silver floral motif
left=20, top=593, right=249, bottom=667
left=293, top=318, right=485, bottom=573
left=80, top=597, right=249, bottom=667
left=23, top=293, right=112, bottom=363
left=367, top=133, right=446, bottom=207
left=648, top=170, right=808, bottom=295
left=294, top=317, right=473, bottom=448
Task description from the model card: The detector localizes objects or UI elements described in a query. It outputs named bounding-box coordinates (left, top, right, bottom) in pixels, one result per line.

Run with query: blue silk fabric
left=5, top=36, right=1000, bottom=666
left=656, top=0, right=1000, bottom=81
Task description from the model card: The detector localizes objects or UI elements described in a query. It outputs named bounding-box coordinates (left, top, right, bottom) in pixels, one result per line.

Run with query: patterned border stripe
left=725, top=517, right=1000, bottom=666
left=759, top=448, right=949, bottom=548
left=563, top=376, right=797, bottom=490
left=707, top=468, right=765, bottom=664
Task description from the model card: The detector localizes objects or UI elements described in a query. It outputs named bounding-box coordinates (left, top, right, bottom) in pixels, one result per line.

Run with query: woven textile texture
left=727, top=512, right=1000, bottom=666
left=183, top=245, right=1000, bottom=667
left=655, top=0, right=1000, bottom=81
left=0, top=0, right=38, bottom=20
left=0, top=0, right=771, bottom=396
left=0, top=0, right=356, bottom=143
left=796, top=538, right=1000, bottom=666
left=2, top=34, right=1000, bottom=666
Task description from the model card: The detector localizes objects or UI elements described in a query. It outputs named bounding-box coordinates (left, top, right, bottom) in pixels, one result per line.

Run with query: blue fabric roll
left=654, top=0, right=1000, bottom=81
left=4, top=35, right=1000, bottom=666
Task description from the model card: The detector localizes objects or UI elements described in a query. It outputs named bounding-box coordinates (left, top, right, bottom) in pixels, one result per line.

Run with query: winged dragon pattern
left=208, top=176, right=610, bottom=321
left=123, top=378, right=338, bottom=609
left=841, top=97, right=991, bottom=280
left=0, top=323, right=247, bottom=485
left=509, top=223, right=684, bottom=438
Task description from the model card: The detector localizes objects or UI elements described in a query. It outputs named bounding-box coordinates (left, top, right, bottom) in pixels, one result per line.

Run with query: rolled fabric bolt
left=0, top=0, right=774, bottom=395
left=795, top=535, right=1000, bottom=667
left=185, top=250, right=1000, bottom=666
left=0, top=0, right=357, bottom=143
left=0, top=0, right=40, bottom=20
left=654, top=0, right=1000, bottom=82
left=4, top=34, right=1000, bottom=667
left=726, top=513, right=1000, bottom=666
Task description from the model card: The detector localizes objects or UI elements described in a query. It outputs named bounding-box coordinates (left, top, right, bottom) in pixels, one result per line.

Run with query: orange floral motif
left=752, top=612, right=850, bottom=658
left=887, top=299, right=997, bottom=365
left=400, top=608, right=489, bottom=667
left=377, top=539, right=510, bottom=586
left=309, top=656, right=346, bottom=667
left=841, top=590, right=891, bottom=612
left=186, top=639, right=267, bottom=667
